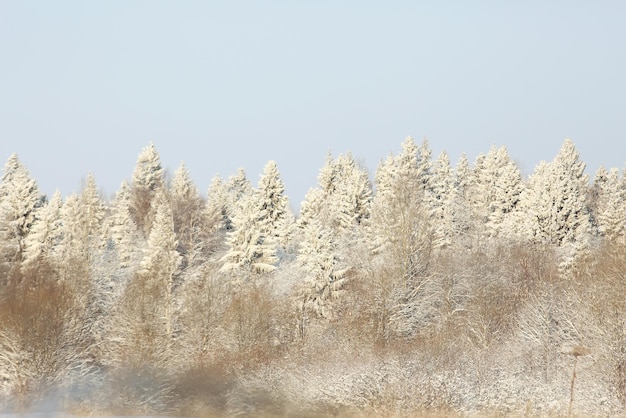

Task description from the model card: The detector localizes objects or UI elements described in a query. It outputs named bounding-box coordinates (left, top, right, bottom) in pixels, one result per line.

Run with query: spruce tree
left=0, top=154, right=42, bottom=265
left=130, top=143, right=165, bottom=236
left=169, top=162, right=204, bottom=264
left=140, top=191, right=182, bottom=337
left=109, top=180, right=140, bottom=268
left=594, top=167, right=625, bottom=241
left=429, top=151, right=455, bottom=249
left=257, top=160, right=294, bottom=251
left=297, top=219, right=348, bottom=318
left=22, top=190, right=63, bottom=270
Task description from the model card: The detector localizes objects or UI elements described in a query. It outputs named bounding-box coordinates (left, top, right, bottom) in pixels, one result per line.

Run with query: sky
left=1, top=1, right=625, bottom=209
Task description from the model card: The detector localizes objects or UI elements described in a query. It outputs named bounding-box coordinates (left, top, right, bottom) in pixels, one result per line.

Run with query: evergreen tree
left=169, top=162, right=204, bottom=264
left=130, top=143, right=165, bottom=236
left=450, top=154, right=474, bottom=242
left=21, top=190, right=63, bottom=270
left=140, top=191, right=182, bottom=337
left=298, top=152, right=372, bottom=233
left=109, top=180, right=140, bottom=268
left=297, top=219, right=348, bottom=318
left=53, top=175, right=107, bottom=279
left=467, top=146, right=523, bottom=239
left=0, top=154, right=42, bottom=265
left=257, top=160, right=294, bottom=251
left=226, top=168, right=253, bottom=216
left=220, top=189, right=278, bottom=278
left=519, top=139, right=591, bottom=272
left=594, top=166, right=625, bottom=241
left=80, top=173, right=106, bottom=248
left=429, top=151, right=455, bottom=248
left=204, top=174, right=230, bottom=232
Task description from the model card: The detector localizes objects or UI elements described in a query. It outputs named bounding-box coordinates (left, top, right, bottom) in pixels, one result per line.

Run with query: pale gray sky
left=1, top=1, right=625, bottom=208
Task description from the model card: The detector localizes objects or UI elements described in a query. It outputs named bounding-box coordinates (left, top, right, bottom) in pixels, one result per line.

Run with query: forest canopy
left=0, top=138, right=624, bottom=416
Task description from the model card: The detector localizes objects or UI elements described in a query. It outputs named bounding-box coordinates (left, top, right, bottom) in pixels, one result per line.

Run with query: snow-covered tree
left=226, top=168, right=253, bottom=216
left=297, top=219, right=348, bottom=318
left=80, top=173, right=106, bottom=247
left=298, top=152, right=372, bottom=233
left=130, top=143, right=165, bottom=236
left=592, top=166, right=626, bottom=242
left=220, top=190, right=278, bottom=278
left=169, top=162, right=204, bottom=265
left=52, top=175, right=106, bottom=280
left=429, top=151, right=456, bottom=249
left=369, top=137, right=434, bottom=272
left=0, top=154, right=42, bottom=265
left=109, top=180, right=141, bottom=268
left=204, top=174, right=230, bottom=232
left=519, top=139, right=592, bottom=273
left=449, top=154, right=474, bottom=242
left=467, top=146, right=523, bottom=239
left=140, top=191, right=182, bottom=337
left=257, top=160, right=294, bottom=251
left=21, top=190, right=63, bottom=270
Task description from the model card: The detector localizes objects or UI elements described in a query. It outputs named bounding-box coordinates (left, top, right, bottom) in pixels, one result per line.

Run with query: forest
left=0, top=137, right=624, bottom=417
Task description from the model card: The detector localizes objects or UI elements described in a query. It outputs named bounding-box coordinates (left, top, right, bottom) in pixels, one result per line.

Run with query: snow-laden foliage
left=169, top=162, right=204, bottom=266
left=593, top=166, right=626, bottom=241
left=297, top=220, right=348, bottom=319
left=429, top=151, right=456, bottom=248
left=21, top=190, right=63, bottom=270
left=220, top=191, right=278, bottom=278
left=0, top=154, right=42, bottom=267
left=299, top=152, right=372, bottom=233
left=108, top=180, right=141, bottom=268
left=0, top=139, right=624, bottom=416
left=130, top=142, right=165, bottom=236
left=256, top=160, right=295, bottom=252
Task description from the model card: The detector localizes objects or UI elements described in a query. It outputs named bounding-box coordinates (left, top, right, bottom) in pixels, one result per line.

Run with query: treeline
left=0, top=138, right=624, bottom=416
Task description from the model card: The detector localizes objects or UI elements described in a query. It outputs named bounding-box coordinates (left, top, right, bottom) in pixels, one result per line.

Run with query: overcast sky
left=1, top=1, right=625, bottom=208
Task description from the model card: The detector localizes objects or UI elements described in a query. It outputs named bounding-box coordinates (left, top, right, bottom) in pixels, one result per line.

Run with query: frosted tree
left=369, top=137, right=434, bottom=270
left=80, top=173, right=106, bottom=248
left=429, top=151, right=456, bottom=249
left=204, top=174, right=230, bottom=231
left=593, top=166, right=625, bottom=242
left=55, top=199, right=90, bottom=280
left=468, top=146, right=523, bottom=239
left=130, top=142, right=165, bottom=236
left=367, top=137, right=436, bottom=339
left=220, top=190, right=278, bottom=278
left=50, top=175, right=107, bottom=280
left=139, top=191, right=182, bottom=337
left=298, top=152, right=372, bottom=233
left=519, top=139, right=592, bottom=272
left=21, top=190, right=63, bottom=270
left=297, top=219, right=348, bottom=318
left=109, top=180, right=141, bottom=268
left=169, top=162, right=204, bottom=265
left=297, top=154, right=334, bottom=230
left=334, top=152, right=372, bottom=229
left=449, top=154, right=474, bottom=242
left=257, top=160, right=295, bottom=251
left=551, top=139, right=592, bottom=247
left=226, top=168, right=253, bottom=216
left=0, top=154, right=42, bottom=265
